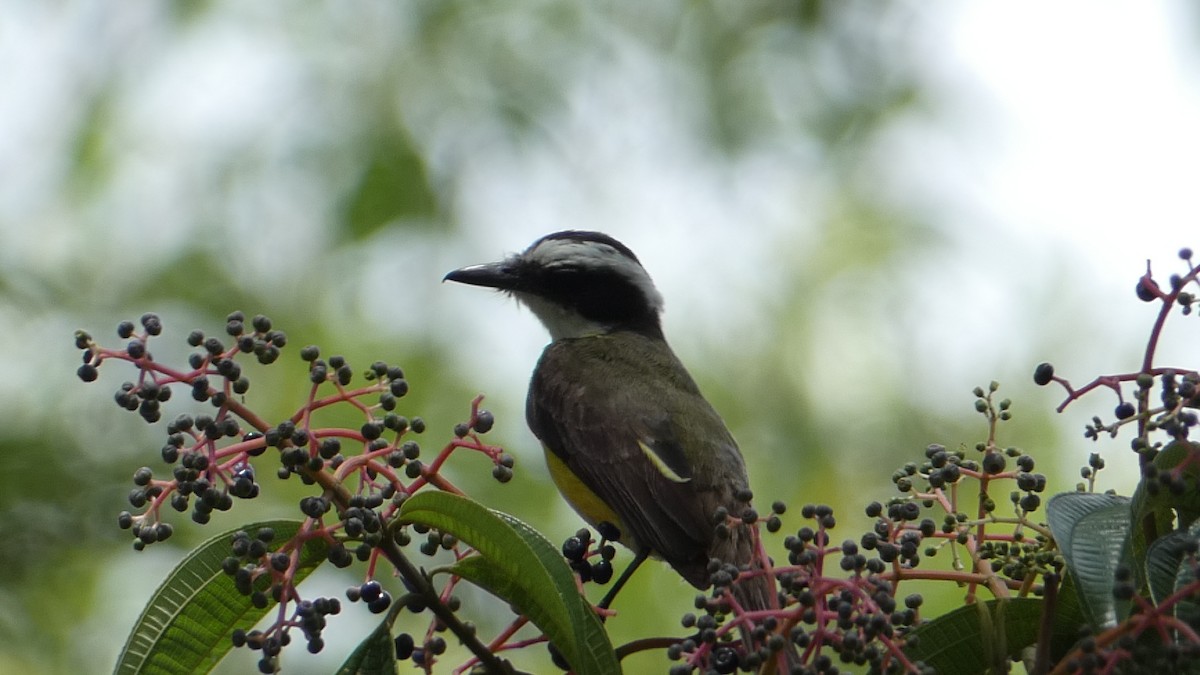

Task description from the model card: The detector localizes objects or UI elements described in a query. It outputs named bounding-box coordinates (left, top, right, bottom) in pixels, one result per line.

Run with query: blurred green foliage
left=0, top=2, right=1077, bottom=674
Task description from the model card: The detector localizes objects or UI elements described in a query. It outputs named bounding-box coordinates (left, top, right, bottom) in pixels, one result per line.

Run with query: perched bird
left=444, top=230, right=775, bottom=613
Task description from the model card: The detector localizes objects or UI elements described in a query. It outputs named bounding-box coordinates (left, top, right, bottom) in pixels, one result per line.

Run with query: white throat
left=515, top=292, right=608, bottom=341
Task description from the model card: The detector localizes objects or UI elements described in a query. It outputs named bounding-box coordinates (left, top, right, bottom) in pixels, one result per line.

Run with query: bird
left=444, top=230, right=776, bottom=613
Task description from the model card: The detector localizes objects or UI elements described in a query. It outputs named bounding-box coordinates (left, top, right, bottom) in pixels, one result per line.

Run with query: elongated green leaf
left=114, top=520, right=329, bottom=675
left=1048, top=572, right=1090, bottom=658
left=1146, top=529, right=1193, bottom=605
left=493, top=510, right=620, bottom=673
left=447, top=554, right=585, bottom=667
left=1131, top=441, right=1200, bottom=567
left=1046, top=492, right=1132, bottom=628
left=399, top=491, right=619, bottom=675
left=899, top=599, right=1040, bottom=673
left=899, top=574, right=1088, bottom=675
left=1145, top=519, right=1200, bottom=630
left=1174, top=520, right=1200, bottom=630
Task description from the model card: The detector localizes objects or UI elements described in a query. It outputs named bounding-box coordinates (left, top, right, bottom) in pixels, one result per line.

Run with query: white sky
left=947, top=1, right=1200, bottom=256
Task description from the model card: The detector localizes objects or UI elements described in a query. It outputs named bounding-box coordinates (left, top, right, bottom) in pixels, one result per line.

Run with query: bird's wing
left=526, top=336, right=745, bottom=587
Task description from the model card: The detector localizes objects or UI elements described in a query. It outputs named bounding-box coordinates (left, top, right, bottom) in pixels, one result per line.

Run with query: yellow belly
left=543, top=445, right=628, bottom=540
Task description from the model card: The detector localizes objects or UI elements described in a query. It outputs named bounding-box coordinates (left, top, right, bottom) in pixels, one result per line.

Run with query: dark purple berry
left=141, top=313, right=162, bottom=336
left=473, top=410, right=495, bottom=433
left=982, top=452, right=1006, bottom=475
left=1033, top=362, right=1055, bottom=386
left=1136, top=278, right=1159, bottom=302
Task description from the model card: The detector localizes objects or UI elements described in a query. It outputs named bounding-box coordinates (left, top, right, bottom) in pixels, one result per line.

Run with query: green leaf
left=1145, top=519, right=1200, bottom=629
left=398, top=491, right=619, bottom=675
left=1047, top=571, right=1090, bottom=658
left=1146, top=529, right=1193, bottom=605
left=900, top=598, right=1040, bottom=673
left=1131, top=441, right=1200, bottom=564
left=114, top=520, right=329, bottom=675
left=900, top=574, right=1089, bottom=675
left=340, top=129, right=437, bottom=238
left=1154, top=441, right=1200, bottom=530
left=1046, top=492, right=1133, bottom=628
left=335, top=613, right=399, bottom=675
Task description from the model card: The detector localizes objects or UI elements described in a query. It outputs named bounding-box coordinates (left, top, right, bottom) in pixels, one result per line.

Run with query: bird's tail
left=716, top=523, right=801, bottom=673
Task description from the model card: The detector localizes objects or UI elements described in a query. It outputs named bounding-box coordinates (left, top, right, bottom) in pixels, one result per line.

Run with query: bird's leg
left=598, top=547, right=649, bottom=610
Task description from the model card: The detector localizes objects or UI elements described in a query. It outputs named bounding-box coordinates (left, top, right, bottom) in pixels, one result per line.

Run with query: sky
left=945, top=2, right=1200, bottom=256
left=924, top=1, right=1200, bottom=424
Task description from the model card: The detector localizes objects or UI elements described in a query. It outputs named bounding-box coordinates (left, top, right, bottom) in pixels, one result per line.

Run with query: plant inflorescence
left=71, top=313, right=1076, bottom=674
left=76, top=246, right=1200, bottom=674
left=651, top=382, right=1058, bottom=675
left=77, top=312, right=517, bottom=673
left=1029, top=247, right=1200, bottom=674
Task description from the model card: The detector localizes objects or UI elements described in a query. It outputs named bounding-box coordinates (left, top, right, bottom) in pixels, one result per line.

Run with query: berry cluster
left=1036, top=247, right=1200, bottom=458
left=76, top=312, right=516, bottom=671
left=656, top=381, right=1064, bottom=674
left=878, top=384, right=1058, bottom=591
left=561, top=528, right=618, bottom=586
left=664, top=501, right=925, bottom=675
left=345, top=579, right=394, bottom=614
left=1031, top=248, right=1200, bottom=673
left=392, top=630, right=449, bottom=668
left=77, top=313, right=174, bottom=422
left=357, top=576, right=458, bottom=669
left=221, top=527, right=343, bottom=671
left=78, top=243, right=1199, bottom=675
left=1051, top=549, right=1200, bottom=675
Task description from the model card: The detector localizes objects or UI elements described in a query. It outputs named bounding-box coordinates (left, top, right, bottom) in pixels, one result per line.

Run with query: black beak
left=443, top=261, right=520, bottom=291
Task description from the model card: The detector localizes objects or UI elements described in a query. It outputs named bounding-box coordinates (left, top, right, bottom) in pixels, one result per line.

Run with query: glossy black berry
left=394, top=633, right=415, bottom=660
left=367, top=592, right=391, bottom=614
left=562, top=536, right=587, bottom=562
left=141, top=313, right=162, bottom=336
left=473, top=410, right=495, bottom=433
left=711, top=646, right=739, bottom=674
left=127, top=340, right=146, bottom=359
left=1032, top=362, right=1054, bottom=386
left=361, top=422, right=383, bottom=441
left=982, top=452, right=1006, bottom=475
left=390, top=379, right=409, bottom=398
left=591, top=560, right=614, bottom=584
